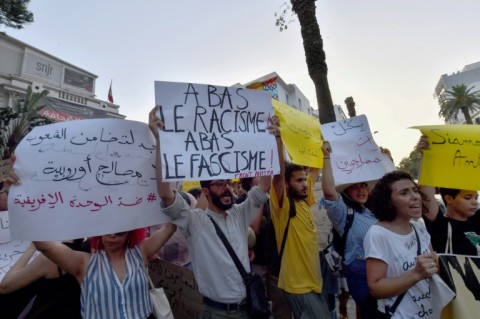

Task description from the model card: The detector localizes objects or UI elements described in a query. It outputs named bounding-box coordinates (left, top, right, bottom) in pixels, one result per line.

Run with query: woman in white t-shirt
left=363, top=170, right=451, bottom=319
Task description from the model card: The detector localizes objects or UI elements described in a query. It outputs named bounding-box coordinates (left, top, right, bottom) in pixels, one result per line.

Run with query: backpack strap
left=278, top=197, right=295, bottom=260
left=338, top=207, right=355, bottom=256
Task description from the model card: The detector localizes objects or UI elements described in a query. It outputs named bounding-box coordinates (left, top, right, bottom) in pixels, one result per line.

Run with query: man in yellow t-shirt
left=270, top=133, right=330, bottom=318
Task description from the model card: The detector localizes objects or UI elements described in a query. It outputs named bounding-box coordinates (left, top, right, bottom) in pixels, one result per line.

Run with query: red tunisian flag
left=108, top=81, right=114, bottom=103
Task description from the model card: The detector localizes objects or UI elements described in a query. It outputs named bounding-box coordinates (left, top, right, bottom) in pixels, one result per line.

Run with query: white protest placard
left=321, top=115, right=388, bottom=187
left=154, top=81, right=279, bottom=181
left=0, top=211, right=33, bottom=280
left=8, top=119, right=170, bottom=241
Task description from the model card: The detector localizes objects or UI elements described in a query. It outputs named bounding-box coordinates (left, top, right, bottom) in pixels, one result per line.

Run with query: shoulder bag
left=208, top=216, right=271, bottom=319
left=142, top=266, right=174, bottom=319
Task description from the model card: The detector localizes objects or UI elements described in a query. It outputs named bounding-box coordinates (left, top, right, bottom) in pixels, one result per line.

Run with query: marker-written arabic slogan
left=9, top=119, right=171, bottom=241
left=155, top=81, right=280, bottom=181
left=321, top=115, right=385, bottom=186
left=271, top=99, right=323, bottom=168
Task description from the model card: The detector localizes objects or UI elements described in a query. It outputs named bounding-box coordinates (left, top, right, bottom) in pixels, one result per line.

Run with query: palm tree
left=344, top=96, right=356, bottom=118
left=276, top=0, right=336, bottom=124
left=439, top=84, right=480, bottom=124
left=0, top=85, right=53, bottom=159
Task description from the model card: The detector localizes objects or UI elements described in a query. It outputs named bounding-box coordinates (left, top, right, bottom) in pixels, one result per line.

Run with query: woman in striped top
left=33, top=225, right=176, bottom=319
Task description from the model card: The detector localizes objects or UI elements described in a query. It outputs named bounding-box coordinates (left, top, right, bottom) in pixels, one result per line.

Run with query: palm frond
left=0, top=85, right=53, bottom=159
left=438, top=84, right=480, bottom=124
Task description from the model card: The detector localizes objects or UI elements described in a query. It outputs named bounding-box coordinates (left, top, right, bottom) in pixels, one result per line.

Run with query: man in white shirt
left=149, top=108, right=275, bottom=318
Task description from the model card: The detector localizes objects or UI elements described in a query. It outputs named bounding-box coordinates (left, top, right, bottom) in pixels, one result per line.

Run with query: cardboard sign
left=8, top=119, right=170, bottom=240
left=272, top=99, right=323, bottom=168
left=149, top=259, right=202, bottom=319
left=413, top=125, right=480, bottom=190
left=154, top=81, right=279, bottom=181
left=439, top=254, right=480, bottom=318
left=321, top=115, right=388, bottom=187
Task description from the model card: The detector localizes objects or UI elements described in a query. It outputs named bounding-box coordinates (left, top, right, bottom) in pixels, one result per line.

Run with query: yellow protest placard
left=182, top=180, right=201, bottom=192
left=413, top=125, right=480, bottom=190
left=272, top=100, right=323, bottom=168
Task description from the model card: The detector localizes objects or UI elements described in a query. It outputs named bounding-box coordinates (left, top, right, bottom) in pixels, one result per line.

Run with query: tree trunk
left=291, top=0, right=336, bottom=124
left=345, top=96, right=356, bottom=118
left=461, top=107, right=473, bottom=124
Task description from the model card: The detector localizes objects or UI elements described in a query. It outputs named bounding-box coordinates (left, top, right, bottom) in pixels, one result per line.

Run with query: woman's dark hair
left=187, top=187, right=202, bottom=199
left=369, top=170, right=427, bottom=221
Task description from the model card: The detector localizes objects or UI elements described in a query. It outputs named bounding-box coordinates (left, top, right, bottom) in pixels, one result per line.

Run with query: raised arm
left=416, top=135, right=439, bottom=221
left=270, top=116, right=285, bottom=206
left=148, top=107, right=176, bottom=207
left=140, top=223, right=177, bottom=261
left=0, top=244, right=53, bottom=293
left=321, top=141, right=339, bottom=201
left=33, top=241, right=89, bottom=283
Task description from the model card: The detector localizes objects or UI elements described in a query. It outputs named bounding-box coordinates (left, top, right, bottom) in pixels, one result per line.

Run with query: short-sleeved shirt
left=162, top=187, right=268, bottom=303
left=269, top=177, right=322, bottom=294
left=424, top=209, right=480, bottom=255
left=321, top=195, right=377, bottom=265
left=364, top=222, right=437, bottom=319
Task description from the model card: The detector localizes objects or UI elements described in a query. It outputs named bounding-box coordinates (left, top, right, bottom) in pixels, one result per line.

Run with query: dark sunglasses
left=114, top=231, right=128, bottom=236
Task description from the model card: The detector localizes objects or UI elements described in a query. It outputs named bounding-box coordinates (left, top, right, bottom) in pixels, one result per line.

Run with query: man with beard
left=270, top=137, right=330, bottom=318
left=149, top=107, right=275, bottom=319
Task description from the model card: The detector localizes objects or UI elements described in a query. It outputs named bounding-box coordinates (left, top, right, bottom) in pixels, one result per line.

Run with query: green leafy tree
left=0, top=86, right=53, bottom=159
left=276, top=0, right=336, bottom=124
left=398, top=149, right=422, bottom=179
left=0, top=0, right=33, bottom=29
left=438, top=84, right=480, bottom=124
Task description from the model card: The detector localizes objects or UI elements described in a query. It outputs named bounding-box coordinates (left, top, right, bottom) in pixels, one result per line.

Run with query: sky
left=4, top=0, right=480, bottom=165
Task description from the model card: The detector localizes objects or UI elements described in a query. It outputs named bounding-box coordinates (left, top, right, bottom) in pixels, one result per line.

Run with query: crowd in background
left=0, top=114, right=478, bottom=319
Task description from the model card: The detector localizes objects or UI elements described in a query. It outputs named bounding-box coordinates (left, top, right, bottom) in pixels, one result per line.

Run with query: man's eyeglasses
left=209, top=180, right=232, bottom=188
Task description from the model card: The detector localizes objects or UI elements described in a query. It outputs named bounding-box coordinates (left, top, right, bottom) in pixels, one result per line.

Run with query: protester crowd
left=0, top=109, right=478, bottom=319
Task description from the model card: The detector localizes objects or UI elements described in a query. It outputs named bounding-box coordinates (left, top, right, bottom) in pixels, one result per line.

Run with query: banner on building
left=39, top=97, right=120, bottom=122
left=247, top=76, right=279, bottom=100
